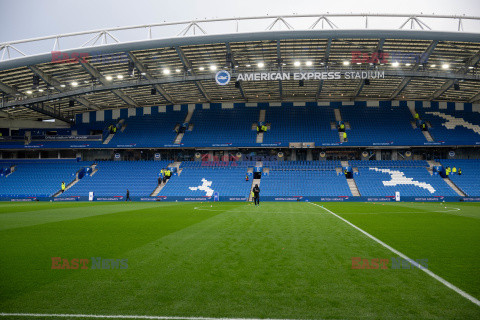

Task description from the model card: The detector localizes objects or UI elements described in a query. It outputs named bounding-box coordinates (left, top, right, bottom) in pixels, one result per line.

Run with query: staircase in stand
left=248, top=179, right=261, bottom=202
left=103, top=134, right=115, bottom=144
left=422, top=130, right=434, bottom=142
left=174, top=110, right=194, bottom=145
left=443, top=178, right=466, bottom=196
left=347, top=179, right=361, bottom=196
left=334, top=109, right=342, bottom=122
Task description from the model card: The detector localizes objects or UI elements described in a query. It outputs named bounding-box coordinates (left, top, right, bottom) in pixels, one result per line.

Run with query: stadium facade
left=1, top=14, right=480, bottom=202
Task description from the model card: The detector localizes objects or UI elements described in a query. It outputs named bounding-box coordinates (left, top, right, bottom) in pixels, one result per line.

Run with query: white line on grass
left=0, top=313, right=296, bottom=320
left=308, top=202, right=480, bottom=307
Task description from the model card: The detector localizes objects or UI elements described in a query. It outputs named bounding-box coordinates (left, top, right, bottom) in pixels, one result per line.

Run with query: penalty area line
left=308, top=202, right=480, bottom=307
left=0, top=313, right=299, bottom=320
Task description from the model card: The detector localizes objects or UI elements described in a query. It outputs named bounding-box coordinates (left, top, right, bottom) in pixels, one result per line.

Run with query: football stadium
left=0, top=2, right=480, bottom=319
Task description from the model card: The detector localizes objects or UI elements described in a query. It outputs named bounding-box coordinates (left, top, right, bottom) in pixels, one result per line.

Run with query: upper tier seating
left=419, top=109, right=480, bottom=144
left=0, top=160, right=89, bottom=197
left=437, top=159, right=480, bottom=196
left=262, top=106, right=338, bottom=145
left=340, top=106, right=426, bottom=145
left=62, top=161, right=170, bottom=197
left=108, top=112, right=186, bottom=147
left=181, top=108, right=258, bottom=147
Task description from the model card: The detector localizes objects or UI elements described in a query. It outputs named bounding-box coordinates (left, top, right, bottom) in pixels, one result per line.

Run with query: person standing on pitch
left=125, top=189, right=131, bottom=201
left=253, top=184, right=260, bottom=206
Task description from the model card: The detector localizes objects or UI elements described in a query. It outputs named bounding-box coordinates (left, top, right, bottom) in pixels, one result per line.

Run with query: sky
left=1, top=0, right=480, bottom=42
left=0, top=0, right=479, bottom=50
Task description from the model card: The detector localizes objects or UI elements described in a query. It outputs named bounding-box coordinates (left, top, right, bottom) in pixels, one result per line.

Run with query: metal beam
left=353, top=80, right=365, bottom=98
left=225, top=42, right=247, bottom=101
left=353, top=39, right=385, bottom=98
left=23, top=102, right=74, bottom=124
left=175, top=46, right=211, bottom=101
left=468, top=91, right=480, bottom=103
left=3, top=69, right=480, bottom=109
left=276, top=40, right=283, bottom=100
left=28, top=66, right=99, bottom=110
left=126, top=52, right=174, bottom=104
left=316, top=38, right=332, bottom=99
left=389, top=40, right=438, bottom=99
left=431, top=50, right=480, bottom=100
left=78, top=60, right=139, bottom=107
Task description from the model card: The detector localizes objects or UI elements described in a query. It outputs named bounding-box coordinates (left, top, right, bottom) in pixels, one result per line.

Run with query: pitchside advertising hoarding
left=216, top=70, right=384, bottom=85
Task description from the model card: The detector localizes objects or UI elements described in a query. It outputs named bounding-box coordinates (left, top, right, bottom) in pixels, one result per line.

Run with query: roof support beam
left=276, top=40, right=283, bottom=100
left=126, top=52, right=174, bottom=104
left=23, top=102, right=74, bottom=124
left=0, top=80, right=75, bottom=122
left=28, top=66, right=99, bottom=110
left=225, top=42, right=247, bottom=101
left=316, top=38, right=332, bottom=99
left=389, top=40, right=438, bottom=100
left=175, top=46, right=211, bottom=102
left=78, top=60, right=139, bottom=107
left=3, top=69, right=479, bottom=110
left=468, top=91, right=480, bottom=103
left=431, top=50, right=480, bottom=100
left=353, top=39, right=385, bottom=99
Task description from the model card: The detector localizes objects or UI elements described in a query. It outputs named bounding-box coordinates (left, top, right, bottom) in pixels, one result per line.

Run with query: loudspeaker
left=235, top=81, right=240, bottom=88
left=151, top=89, right=156, bottom=95
left=69, top=100, right=74, bottom=107
left=364, top=79, right=370, bottom=85
left=33, top=75, right=40, bottom=87
left=299, top=80, right=304, bottom=87
left=454, top=83, right=460, bottom=91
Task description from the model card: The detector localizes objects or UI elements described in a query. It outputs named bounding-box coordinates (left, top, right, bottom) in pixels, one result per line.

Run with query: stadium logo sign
left=233, top=71, right=384, bottom=83
left=51, top=257, right=128, bottom=269
left=351, top=257, right=428, bottom=269
left=215, top=70, right=231, bottom=85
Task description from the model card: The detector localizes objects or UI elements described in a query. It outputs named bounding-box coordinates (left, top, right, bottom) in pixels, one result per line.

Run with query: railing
left=1, top=13, right=480, bottom=62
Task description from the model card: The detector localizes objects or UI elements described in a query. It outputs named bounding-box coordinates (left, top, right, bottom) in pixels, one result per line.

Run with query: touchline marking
left=0, top=313, right=298, bottom=320
left=308, top=202, right=480, bottom=307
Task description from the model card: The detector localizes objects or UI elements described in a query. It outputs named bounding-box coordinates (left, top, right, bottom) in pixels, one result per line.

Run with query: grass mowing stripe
left=0, top=313, right=294, bottom=320
left=309, top=202, right=480, bottom=308
left=0, top=203, right=182, bottom=231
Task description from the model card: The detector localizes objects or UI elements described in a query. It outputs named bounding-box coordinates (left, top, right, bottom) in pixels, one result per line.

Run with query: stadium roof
left=0, top=13, right=479, bottom=122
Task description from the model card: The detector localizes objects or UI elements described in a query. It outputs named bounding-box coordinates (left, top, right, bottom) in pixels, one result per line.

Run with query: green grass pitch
left=0, top=201, right=479, bottom=319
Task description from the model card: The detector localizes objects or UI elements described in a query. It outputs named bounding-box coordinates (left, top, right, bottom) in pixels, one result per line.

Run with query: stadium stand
left=352, top=161, right=458, bottom=196
left=261, top=169, right=352, bottom=197
left=180, top=107, right=258, bottom=147
left=437, top=159, right=480, bottom=196
left=339, top=105, right=427, bottom=145
left=108, top=111, right=186, bottom=147
left=262, top=106, right=339, bottom=145
left=159, top=165, right=251, bottom=198
left=62, top=161, right=170, bottom=197
left=0, top=160, right=89, bottom=198
left=418, top=107, right=480, bottom=144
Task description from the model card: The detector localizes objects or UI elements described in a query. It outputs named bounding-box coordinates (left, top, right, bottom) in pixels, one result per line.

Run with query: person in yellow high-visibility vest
left=414, top=112, right=420, bottom=120
left=452, top=167, right=457, bottom=175
left=339, top=123, right=345, bottom=132
left=262, top=125, right=267, bottom=132
left=343, top=131, right=348, bottom=142
left=61, top=181, right=66, bottom=193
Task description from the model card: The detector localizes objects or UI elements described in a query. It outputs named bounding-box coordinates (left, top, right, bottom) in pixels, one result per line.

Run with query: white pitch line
left=0, top=313, right=297, bottom=320
left=308, top=202, right=480, bottom=307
